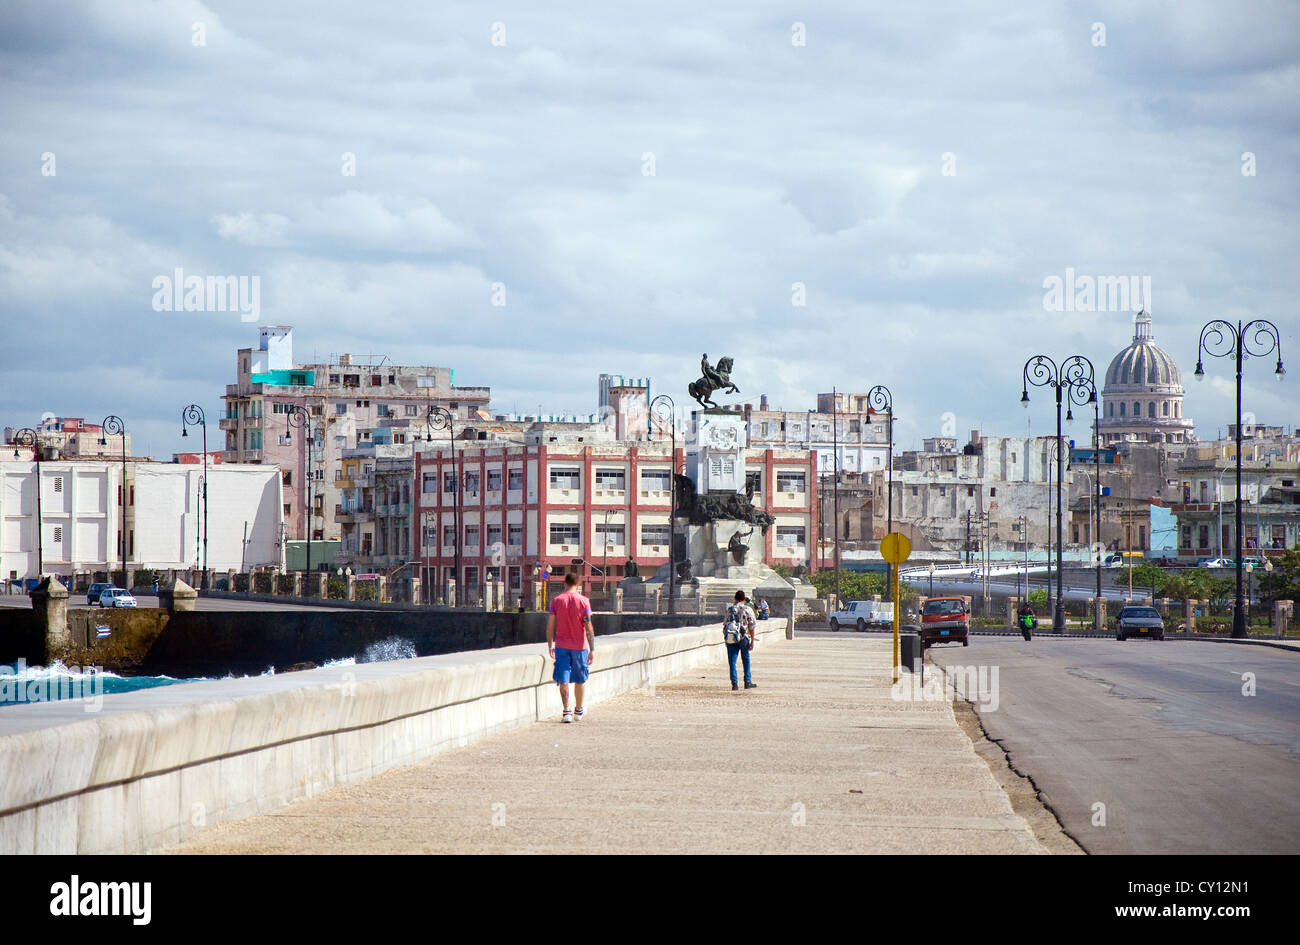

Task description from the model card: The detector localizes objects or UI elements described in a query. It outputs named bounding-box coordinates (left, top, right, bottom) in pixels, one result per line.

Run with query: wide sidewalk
left=170, top=635, right=1058, bottom=854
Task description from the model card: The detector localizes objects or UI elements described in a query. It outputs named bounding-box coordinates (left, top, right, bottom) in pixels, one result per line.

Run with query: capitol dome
left=1098, top=311, right=1195, bottom=445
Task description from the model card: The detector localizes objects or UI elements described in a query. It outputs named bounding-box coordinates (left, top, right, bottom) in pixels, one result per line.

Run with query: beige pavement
left=170, top=636, right=1066, bottom=854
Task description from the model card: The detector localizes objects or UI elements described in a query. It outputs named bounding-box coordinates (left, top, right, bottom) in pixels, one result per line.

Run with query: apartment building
left=412, top=432, right=818, bottom=603
left=220, top=326, right=489, bottom=549
left=743, top=394, right=890, bottom=475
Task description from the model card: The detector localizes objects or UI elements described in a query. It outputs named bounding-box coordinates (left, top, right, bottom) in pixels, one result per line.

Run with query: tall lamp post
left=1064, top=372, right=1099, bottom=624
left=867, top=385, right=894, bottom=599
left=1022, top=356, right=1095, bottom=631
left=181, top=404, right=209, bottom=588
left=284, top=405, right=315, bottom=584
left=425, top=405, right=458, bottom=605
left=650, top=394, right=677, bottom=614
left=1194, top=319, right=1284, bottom=638
left=12, top=428, right=43, bottom=579
left=100, top=415, right=128, bottom=581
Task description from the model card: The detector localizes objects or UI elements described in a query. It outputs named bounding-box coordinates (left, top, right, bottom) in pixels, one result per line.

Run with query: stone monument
left=625, top=354, right=795, bottom=621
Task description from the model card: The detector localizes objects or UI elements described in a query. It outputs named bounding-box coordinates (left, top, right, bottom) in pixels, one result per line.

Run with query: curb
left=1173, top=636, right=1300, bottom=653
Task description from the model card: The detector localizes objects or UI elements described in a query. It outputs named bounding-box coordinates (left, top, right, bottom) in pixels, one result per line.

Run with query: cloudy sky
left=1, top=0, right=1296, bottom=458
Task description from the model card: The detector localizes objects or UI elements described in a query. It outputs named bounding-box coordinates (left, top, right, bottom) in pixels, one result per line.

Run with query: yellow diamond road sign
left=880, top=532, right=911, bottom=565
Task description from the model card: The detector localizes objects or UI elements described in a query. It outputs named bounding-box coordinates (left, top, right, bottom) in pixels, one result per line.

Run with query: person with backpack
left=723, top=590, right=758, bottom=691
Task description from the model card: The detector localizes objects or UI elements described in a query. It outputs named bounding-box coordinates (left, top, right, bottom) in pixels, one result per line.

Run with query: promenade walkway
left=171, top=636, right=1064, bottom=854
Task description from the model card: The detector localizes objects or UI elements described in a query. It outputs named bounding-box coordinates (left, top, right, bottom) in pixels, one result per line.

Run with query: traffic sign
left=880, top=532, right=912, bottom=565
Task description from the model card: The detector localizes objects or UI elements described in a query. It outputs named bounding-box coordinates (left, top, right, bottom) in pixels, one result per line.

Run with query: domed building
left=1098, top=311, right=1195, bottom=445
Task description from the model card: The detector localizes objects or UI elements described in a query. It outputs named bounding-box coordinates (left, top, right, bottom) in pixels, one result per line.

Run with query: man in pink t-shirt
left=547, top=573, right=596, bottom=722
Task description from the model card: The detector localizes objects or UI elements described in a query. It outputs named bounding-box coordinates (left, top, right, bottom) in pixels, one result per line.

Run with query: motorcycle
left=1018, top=613, right=1036, bottom=641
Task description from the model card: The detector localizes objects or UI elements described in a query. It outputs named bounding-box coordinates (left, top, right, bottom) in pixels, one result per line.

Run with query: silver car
left=1115, top=605, right=1163, bottom=641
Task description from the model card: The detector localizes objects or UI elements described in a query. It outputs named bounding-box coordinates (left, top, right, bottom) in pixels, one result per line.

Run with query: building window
left=464, top=567, right=479, bottom=588
left=465, top=525, right=480, bottom=547
left=939, top=487, right=946, bottom=497
left=990, top=487, right=997, bottom=497
left=508, top=525, right=524, bottom=546
left=549, top=523, right=581, bottom=545
left=405, top=405, right=419, bottom=416
left=423, top=473, right=438, bottom=494
left=508, top=469, right=524, bottom=491
left=1133, top=401, right=1140, bottom=417
left=423, top=525, right=437, bottom=547
left=550, top=468, right=581, bottom=490
left=1119, top=403, right=1126, bottom=417
left=464, top=472, right=481, bottom=493
left=487, top=470, right=502, bottom=492
left=1148, top=402, right=1156, bottom=418
left=595, top=468, right=626, bottom=489
left=911, top=486, right=918, bottom=496
left=745, top=471, right=762, bottom=494
left=776, top=472, right=806, bottom=493
left=641, top=469, right=672, bottom=491
left=776, top=526, right=806, bottom=548
left=595, top=524, right=625, bottom=547
left=443, top=472, right=457, bottom=493
left=508, top=566, right=522, bottom=589
left=487, top=524, right=502, bottom=547
left=443, top=524, right=455, bottom=546
left=641, top=524, right=671, bottom=545
left=1162, top=402, right=1169, bottom=417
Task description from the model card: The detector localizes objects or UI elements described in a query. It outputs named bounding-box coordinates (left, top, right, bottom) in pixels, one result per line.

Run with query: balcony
left=218, top=417, right=239, bottom=432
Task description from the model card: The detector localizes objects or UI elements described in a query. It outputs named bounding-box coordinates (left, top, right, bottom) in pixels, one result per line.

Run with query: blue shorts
left=553, top=647, right=589, bottom=684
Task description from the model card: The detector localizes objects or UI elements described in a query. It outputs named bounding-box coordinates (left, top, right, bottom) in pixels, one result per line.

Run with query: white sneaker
left=562, top=710, right=574, bottom=723
left=574, top=707, right=585, bottom=721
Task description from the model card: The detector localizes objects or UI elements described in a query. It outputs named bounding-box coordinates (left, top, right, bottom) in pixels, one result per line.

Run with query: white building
left=0, top=460, right=282, bottom=583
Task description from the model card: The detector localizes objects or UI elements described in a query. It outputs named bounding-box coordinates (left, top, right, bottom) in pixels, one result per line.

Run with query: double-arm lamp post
left=1022, top=356, right=1096, bottom=631
left=867, top=385, right=893, bottom=599
left=1194, top=319, right=1284, bottom=638
left=425, top=405, right=458, bottom=605
left=650, top=394, right=677, bottom=614
left=100, top=415, right=128, bottom=580
left=11, top=429, right=43, bottom=578
left=181, top=404, right=209, bottom=588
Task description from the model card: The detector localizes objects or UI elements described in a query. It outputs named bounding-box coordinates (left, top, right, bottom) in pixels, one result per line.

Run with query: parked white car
left=829, top=600, right=893, bottom=631
left=98, top=587, right=137, bottom=608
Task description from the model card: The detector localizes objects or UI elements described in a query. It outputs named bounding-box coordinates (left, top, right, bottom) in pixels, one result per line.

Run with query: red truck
left=919, top=596, right=971, bottom=649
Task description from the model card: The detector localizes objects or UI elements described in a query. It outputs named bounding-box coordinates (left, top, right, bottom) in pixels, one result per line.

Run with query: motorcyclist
left=1017, top=602, right=1036, bottom=640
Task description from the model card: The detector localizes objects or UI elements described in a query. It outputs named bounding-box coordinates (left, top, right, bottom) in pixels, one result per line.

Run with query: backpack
left=723, top=604, right=746, bottom=644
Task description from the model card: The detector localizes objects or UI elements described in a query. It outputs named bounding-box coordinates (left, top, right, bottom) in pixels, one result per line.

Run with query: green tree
left=1257, top=550, right=1300, bottom=604
left=811, top=569, right=886, bottom=602
left=1116, top=563, right=1168, bottom=596
left=1027, top=588, right=1049, bottom=608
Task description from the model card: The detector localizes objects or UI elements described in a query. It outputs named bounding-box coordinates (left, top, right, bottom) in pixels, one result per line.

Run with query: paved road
left=169, top=637, right=1064, bottom=855
left=929, top=637, right=1300, bottom=854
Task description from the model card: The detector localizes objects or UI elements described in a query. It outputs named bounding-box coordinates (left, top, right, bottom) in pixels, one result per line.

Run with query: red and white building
left=413, top=436, right=820, bottom=602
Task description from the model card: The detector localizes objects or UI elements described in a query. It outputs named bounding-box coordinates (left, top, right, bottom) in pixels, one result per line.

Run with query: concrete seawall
left=0, top=620, right=773, bottom=853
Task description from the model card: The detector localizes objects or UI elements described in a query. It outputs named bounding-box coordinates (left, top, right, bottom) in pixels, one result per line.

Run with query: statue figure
left=674, top=474, right=775, bottom=532
left=688, top=353, right=739, bottom=409
left=625, top=558, right=639, bottom=578
left=728, top=527, right=754, bottom=565
left=676, top=558, right=694, bottom=581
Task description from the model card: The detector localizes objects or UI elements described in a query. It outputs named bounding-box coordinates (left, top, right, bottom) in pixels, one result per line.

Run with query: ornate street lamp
left=650, top=394, right=677, bottom=614
left=284, top=405, right=315, bottom=584
left=181, top=404, right=209, bottom=588
left=12, top=428, right=43, bottom=578
left=1194, top=319, right=1284, bottom=638
left=426, top=405, right=458, bottom=605
left=1022, top=356, right=1095, bottom=631
left=867, top=384, right=893, bottom=599
left=100, top=415, right=127, bottom=581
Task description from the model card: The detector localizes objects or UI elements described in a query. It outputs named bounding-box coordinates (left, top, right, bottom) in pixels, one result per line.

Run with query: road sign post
left=880, top=532, right=912, bottom=683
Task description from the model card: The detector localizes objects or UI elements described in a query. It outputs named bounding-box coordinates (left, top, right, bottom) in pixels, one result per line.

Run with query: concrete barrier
left=0, top=620, right=779, bottom=853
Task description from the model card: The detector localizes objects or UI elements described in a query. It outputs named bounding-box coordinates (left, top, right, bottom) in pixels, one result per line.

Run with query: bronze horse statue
left=688, top=353, right=739, bottom=408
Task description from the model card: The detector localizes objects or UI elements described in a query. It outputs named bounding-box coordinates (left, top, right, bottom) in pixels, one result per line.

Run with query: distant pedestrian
left=546, top=573, right=596, bottom=722
left=723, top=590, right=757, bottom=691
left=758, top=598, right=770, bottom=620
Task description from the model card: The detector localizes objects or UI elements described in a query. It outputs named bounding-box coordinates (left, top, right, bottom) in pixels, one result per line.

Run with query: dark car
left=1115, top=605, right=1164, bottom=641
left=86, top=582, right=112, bottom=606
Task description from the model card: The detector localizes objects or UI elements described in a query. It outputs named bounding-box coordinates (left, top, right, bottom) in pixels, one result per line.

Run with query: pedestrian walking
left=723, top=590, right=757, bottom=691
left=546, top=572, right=596, bottom=722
